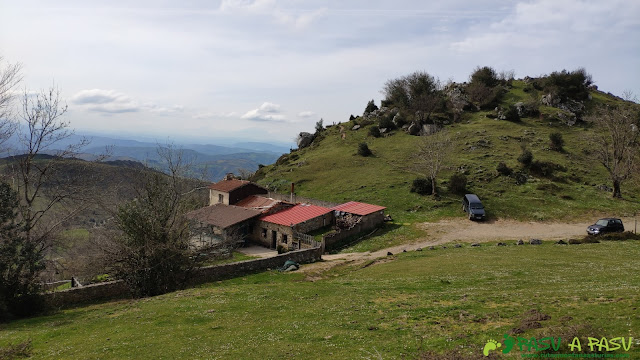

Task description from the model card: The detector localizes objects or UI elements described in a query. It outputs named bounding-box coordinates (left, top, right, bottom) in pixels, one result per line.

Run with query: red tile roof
left=235, top=195, right=280, bottom=210
left=186, top=204, right=262, bottom=229
left=208, top=179, right=251, bottom=192
left=331, top=201, right=386, bottom=216
left=260, top=204, right=332, bottom=226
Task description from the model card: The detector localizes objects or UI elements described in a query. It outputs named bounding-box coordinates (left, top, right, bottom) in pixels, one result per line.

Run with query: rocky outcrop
left=297, top=132, right=315, bottom=149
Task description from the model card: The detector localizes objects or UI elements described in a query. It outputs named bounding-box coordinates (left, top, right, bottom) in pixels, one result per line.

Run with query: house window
left=282, top=234, right=288, bottom=244
left=218, top=194, right=224, bottom=203
left=261, top=228, right=267, bottom=238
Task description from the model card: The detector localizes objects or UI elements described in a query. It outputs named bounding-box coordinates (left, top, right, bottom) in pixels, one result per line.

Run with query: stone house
left=185, top=204, right=262, bottom=249
left=330, top=201, right=387, bottom=231
left=209, top=178, right=268, bottom=206
left=254, top=204, right=334, bottom=250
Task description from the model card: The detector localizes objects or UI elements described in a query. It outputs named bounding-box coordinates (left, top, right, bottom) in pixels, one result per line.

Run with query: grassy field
left=2, top=240, right=639, bottom=359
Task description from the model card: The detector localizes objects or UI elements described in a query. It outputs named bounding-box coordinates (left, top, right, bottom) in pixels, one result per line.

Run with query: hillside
left=252, top=76, right=640, bottom=236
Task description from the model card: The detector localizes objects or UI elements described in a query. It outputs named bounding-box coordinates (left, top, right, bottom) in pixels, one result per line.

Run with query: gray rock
left=407, top=122, right=420, bottom=135
left=297, top=132, right=315, bottom=149
left=352, top=124, right=361, bottom=131
left=429, top=246, right=436, bottom=250
left=416, top=247, right=422, bottom=251
left=387, top=251, right=393, bottom=256
left=497, top=242, right=506, bottom=246
left=454, top=244, right=462, bottom=248
left=555, top=240, right=567, bottom=245
left=517, top=239, right=524, bottom=245
left=471, top=243, right=480, bottom=247
left=529, top=239, right=543, bottom=245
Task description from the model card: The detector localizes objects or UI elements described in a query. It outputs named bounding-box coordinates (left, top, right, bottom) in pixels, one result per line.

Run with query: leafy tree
left=315, top=118, right=324, bottom=134
left=382, top=71, right=443, bottom=123
left=364, top=99, right=378, bottom=114
left=586, top=104, right=640, bottom=198
left=0, top=182, right=44, bottom=321
left=107, top=146, right=203, bottom=296
left=469, top=66, right=499, bottom=88
left=542, top=68, right=593, bottom=102
left=413, top=131, right=453, bottom=196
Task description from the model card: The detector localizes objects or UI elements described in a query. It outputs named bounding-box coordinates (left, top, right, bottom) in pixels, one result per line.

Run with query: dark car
left=462, top=194, right=485, bottom=221
left=587, top=218, right=624, bottom=235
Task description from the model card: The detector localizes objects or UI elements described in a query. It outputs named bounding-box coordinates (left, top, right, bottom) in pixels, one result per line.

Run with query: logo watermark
left=483, top=334, right=633, bottom=358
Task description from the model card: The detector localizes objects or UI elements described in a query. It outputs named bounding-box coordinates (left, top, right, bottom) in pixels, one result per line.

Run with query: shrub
left=518, top=149, right=533, bottom=167
left=542, top=68, right=593, bottom=101
left=529, top=160, right=566, bottom=177
left=502, top=105, right=520, bottom=122
left=410, top=178, right=433, bottom=195
left=358, top=142, right=372, bottom=157
left=448, top=173, right=467, bottom=194
left=549, top=132, right=564, bottom=151
left=364, top=99, right=378, bottom=114
left=368, top=126, right=381, bottom=138
left=467, top=82, right=502, bottom=109
left=496, top=162, right=513, bottom=176
left=378, top=113, right=396, bottom=130
left=514, top=171, right=528, bottom=185
left=469, top=66, right=500, bottom=88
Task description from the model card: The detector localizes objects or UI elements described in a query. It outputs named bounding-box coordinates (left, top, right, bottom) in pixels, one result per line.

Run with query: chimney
left=290, top=182, right=295, bottom=203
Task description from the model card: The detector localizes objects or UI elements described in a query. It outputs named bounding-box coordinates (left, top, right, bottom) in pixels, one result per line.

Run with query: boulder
left=297, top=132, right=315, bottom=149
left=517, top=239, right=524, bottom=245
left=352, top=124, right=361, bottom=131
left=407, top=122, right=420, bottom=136
left=529, top=239, right=543, bottom=245
left=471, top=243, right=480, bottom=247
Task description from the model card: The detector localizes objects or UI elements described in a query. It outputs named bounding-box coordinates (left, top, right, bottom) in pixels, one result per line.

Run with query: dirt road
left=300, top=216, right=638, bottom=275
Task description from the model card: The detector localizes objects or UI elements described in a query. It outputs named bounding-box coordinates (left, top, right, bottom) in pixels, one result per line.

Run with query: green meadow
left=2, top=241, right=638, bottom=359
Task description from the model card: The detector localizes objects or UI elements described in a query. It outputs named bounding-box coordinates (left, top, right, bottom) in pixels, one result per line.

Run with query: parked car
left=587, top=218, right=624, bottom=235
left=462, top=194, right=485, bottom=221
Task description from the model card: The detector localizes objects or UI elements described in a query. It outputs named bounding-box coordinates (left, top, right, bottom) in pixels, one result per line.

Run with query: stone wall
left=43, top=247, right=322, bottom=308
left=45, top=280, right=129, bottom=308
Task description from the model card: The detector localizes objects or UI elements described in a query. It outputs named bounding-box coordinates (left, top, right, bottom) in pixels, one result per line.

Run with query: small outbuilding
left=208, top=178, right=268, bottom=206
left=186, top=204, right=262, bottom=249
left=331, top=201, right=386, bottom=231
left=255, top=204, right=333, bottom=250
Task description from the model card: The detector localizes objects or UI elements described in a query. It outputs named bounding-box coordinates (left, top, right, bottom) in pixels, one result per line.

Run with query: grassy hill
left=251, top=80, right=639, bottom=251
left=2, top=240, right=638, bottom=359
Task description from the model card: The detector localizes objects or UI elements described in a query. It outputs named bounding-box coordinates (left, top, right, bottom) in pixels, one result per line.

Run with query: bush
left=496, top=162, right=513, bottom=176
left=502, top=105, right=520, bottom=122
left=410, top=178, right=433, bottom=195
left=514, top=171, right=528, bottom=185
left=378, top=113, right=396, bottom=130
left=549, top=132, right=564, bottom=151
left=358, top=142, right=372, bottom=157
left=467, top=82, right=502, bottom=109
left=364, top=99, right=378, bottom=114
left=529, top=160, right=566, bottom=177
left=469, top=66, right=500, bottom=88
left=542, top=68, right=593, bottom=102
left=448, top=173, right=467, bottom=194
left=368, top=126, right=381, bottom=138
left=518, top=149, right=533, bottom=167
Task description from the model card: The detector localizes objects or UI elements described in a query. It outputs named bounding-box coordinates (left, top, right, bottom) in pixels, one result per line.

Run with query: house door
left=271, top=230, right=277, bottom=249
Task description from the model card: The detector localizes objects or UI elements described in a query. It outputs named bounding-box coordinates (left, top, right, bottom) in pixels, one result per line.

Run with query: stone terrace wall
left=43, top=247, right=322, bottom=308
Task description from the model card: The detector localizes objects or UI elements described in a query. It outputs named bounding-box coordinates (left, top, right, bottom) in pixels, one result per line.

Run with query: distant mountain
left=3, top=133, right=286, bottom=182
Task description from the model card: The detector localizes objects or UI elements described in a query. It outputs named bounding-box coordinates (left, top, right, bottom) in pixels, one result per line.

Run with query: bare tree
left=586, top=104, right=640, bottom=198
left=413, top=130, right=453, bottom=197
left=0, top=57, right=22, bottom=149
left=1, top=84, right=88, bottom=318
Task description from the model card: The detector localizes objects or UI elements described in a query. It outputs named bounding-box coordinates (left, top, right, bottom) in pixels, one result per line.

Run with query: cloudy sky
left=1, top=0, right=638, bottom=144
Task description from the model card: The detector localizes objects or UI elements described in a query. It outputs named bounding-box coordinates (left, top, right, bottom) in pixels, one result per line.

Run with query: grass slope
left=254, top=82, right=640, bottom=251
left=1, top=241, right=638, bottom=359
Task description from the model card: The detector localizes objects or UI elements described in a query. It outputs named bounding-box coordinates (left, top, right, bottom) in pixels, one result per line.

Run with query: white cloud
left=218, top=0, right=326, bottom=29
left=192, top=111, right=239, bottom=120
left=241, top=101, right=287, bottom=122
left=71, top=89, right=140, bottom=113
left=297, top=111, right=315, bottom=118
left=71, top=89, right=184, bottom=115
